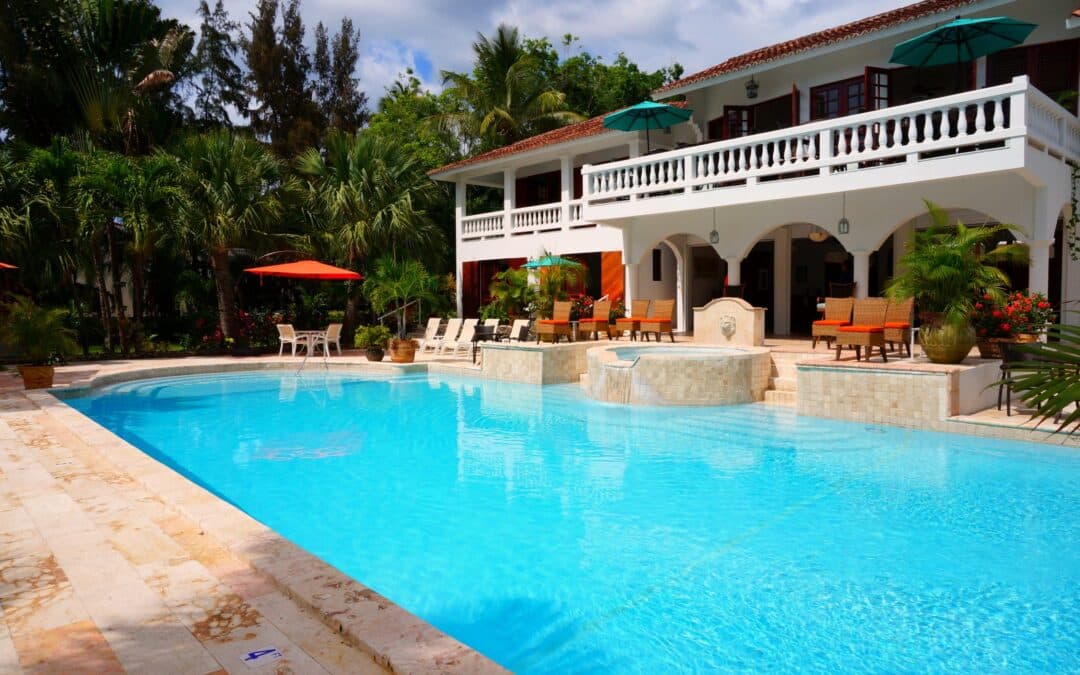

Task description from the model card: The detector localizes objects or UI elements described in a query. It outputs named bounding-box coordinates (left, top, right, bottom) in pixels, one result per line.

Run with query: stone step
left=769, top=376, right=797, bottom=392
left=763, top=389, right=797, bottom=406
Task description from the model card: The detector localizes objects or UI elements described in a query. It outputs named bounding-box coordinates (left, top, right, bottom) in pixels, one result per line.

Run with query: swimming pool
left=66, top=371, right=1080, bottom=673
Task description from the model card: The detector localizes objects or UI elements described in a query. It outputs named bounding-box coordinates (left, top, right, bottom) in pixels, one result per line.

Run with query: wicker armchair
left=578, top=300, right=613, bottom=340
left=884, top=297, right=915, bottom=357
left=811, top=297, right=854, bottom=349
left=536, top=301, right=573, bottom=343
left=614, top=299, right=650, bottom=340
left=640, top=299, right=675, bottom=343
left=835, top=298, right=889, bottom=362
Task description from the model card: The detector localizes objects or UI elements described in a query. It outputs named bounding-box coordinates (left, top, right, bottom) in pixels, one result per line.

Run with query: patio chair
left=614, top=299, right=650, bottom=341
left=440, top=318, right=478, bottom=355
left=536, top=301, right=573, bottom=343
left=316, top=323, right=343, bottom=356
left=427, top=317, right=462, bottom=353
left=509, top=319, right=530, bottom=342
left=835, top=297, right=889, bottom=362
left=578, top=300, right=613, bottom=340
left=417, top=317, right=442, bottom=352
left=640, top=299, right=675, bottom=343
left=884, top=297, right=915, bottom=357
left=276, top=324, right=310, bottom=357
left=811, top=297, right=854, bottom=349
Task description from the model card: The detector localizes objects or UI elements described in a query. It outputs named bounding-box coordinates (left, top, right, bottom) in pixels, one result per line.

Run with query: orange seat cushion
left=537, top=319, right=569, bottom=325
left=614, top=318, right=638, bottom=323
left=884, top=322, right=911, bottom=329
left=641, top=318, right=671, bottom=323
left=838, top=325, right=884, bottom=333
left=813, top=319, right=850, bottom=326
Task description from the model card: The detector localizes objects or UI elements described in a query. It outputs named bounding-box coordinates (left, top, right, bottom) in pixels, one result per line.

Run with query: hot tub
left=584, top=344, right=771, bottom=405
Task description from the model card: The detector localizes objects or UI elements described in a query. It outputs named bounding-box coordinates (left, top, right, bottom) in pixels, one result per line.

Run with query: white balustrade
left=460, top=199, right=588, bottom=242
left=510, top=203, right=562, bottom=231
left=461, top=212, right=505, bottom=239
left=582, top=77, right=1077, bottom=206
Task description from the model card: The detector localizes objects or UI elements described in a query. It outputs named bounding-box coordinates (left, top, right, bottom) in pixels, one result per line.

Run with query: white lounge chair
left=440, top=318, right=478, bottom=356
left=276, top=324, right=309, bottom=356
left=483, top=318, right=500, bottom=330
left=417, top=317, right=442, bottom=352
left=508, top=319, right=530, bottom=342
left=429, top=317, right=462, bottom=353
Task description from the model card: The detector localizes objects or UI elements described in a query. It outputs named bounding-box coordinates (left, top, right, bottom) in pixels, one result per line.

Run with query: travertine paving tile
left=12, top=619, right=124, bottom=674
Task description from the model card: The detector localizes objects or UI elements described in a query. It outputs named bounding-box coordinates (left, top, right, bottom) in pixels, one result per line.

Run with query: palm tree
left=296, top=130, right=444, bottom=338
left=363, top=256, right=441, bottom=338
left=438, top=24, right=580, bottom=151
left=175, top=130, right=287, bottom=340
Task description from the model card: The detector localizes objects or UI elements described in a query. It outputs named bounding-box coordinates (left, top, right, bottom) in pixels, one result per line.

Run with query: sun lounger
left=428, top=317, right=462, bottom=353
left=440, top=318, right=478, bottom=355
left=417, top=317, right=442, bottom=352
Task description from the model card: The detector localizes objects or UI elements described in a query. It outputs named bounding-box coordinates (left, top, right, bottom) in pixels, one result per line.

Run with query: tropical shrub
left=971, top=293, right=1012, bottom=339
left=1002, top=291, right=1055, bottom=334
left=0, top=296, right=78, bottom=365
left=1006, top=322, right=1080, bottom=434
left=354, top=324, right=393, bottom=349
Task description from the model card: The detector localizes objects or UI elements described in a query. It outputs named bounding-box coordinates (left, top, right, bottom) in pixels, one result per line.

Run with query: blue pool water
left=66, top=371, right=1080, bottom=673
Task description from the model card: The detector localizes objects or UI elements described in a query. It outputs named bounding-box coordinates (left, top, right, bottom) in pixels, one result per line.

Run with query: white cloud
left=164, top=0, right=913, bottom=107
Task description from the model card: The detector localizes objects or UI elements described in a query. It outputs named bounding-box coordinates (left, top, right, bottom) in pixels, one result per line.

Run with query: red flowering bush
left=1003, top=290, right=1054, bottom=334
left=971, top=293, right=1011, bottom=338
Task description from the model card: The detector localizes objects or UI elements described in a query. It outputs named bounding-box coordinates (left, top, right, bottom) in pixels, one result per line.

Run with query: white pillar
left=673, top=243, right=687, bottom=332
left=624, top=262, right=639, bottom=311
left=851, top=250, right=870, bottom=298
left=560, top=155, right=573, bottom=224
left=773, top=227, right=791, bottom=335
left=892, top=222, right=914, bottom=275
left=724, top=257, right=742, bottom=286
left=454, top=180, right=466, bottom=316
left=1028, top=239, right=1053, bottom=295
left=502, top=168, right=516, bottom=233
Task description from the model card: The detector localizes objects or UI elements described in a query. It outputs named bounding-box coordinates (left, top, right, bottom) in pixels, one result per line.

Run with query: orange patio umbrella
left=0, top=262, right=17, bottom=269
left=243, top=260, right=361, bottom=282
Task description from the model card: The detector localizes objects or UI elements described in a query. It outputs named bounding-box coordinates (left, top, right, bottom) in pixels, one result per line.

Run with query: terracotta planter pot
left=364, top=348, right=385, bottom=362
left=389, top=339, right=418, bottom=363
left=920, top=322, right=976, bottom=364
left=18, top=365, right=55, bottom=389
left=976, top=337, right=1009, bottom=359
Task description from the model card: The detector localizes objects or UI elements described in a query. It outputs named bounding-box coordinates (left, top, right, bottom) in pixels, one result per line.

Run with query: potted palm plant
left=354, top=325, right=393, bottom=362
left=886, top=201, right=1028, bottom=364
left=363, top=256, right=440, bottom=363
left=1, top=296, right=79, bottom=389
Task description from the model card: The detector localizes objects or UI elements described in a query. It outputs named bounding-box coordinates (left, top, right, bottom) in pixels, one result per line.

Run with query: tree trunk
left=210, top=247, right=239, bottom=339
left=342, top=252, right=359, bottom=347
left=105, top=221, right=128, bottom=353
left=91, top=241, right=113, bottom=352
left=130, top=252, right=145, bottom=326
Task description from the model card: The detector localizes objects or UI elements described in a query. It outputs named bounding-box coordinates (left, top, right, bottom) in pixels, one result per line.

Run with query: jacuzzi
left=584, top=343, right=771, bottom=406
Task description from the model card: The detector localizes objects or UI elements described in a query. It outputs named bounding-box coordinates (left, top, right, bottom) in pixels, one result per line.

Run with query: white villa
left=429, top=0, right=1080, bottom=335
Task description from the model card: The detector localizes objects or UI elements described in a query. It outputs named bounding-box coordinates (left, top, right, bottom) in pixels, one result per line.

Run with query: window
left=652, top=249, right=662, bottom=281
left=810, top=76, right=865, bottom=120
left=988, top=39, right=1079, bottom=113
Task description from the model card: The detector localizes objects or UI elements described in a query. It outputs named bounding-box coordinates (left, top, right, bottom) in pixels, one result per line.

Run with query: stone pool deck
left=0, top=355, right=507, bottom=674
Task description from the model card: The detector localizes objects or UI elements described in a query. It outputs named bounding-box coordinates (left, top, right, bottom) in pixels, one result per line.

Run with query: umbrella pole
left=645, top=127, right=651, bottom=154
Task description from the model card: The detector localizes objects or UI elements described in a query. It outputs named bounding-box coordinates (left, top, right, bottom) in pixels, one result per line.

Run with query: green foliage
left=313, top=18, right=368, bottom=133
left=0, top=296, right=79, bottom=364
left=533, top=255, right=584, bottom=318
left=886, top=200, right=1028, bottom=326
left=363, top=256, right=441, bottom=337
left=193, top=0, right=246, bottom=127
left=368, top=71, right=463, bottom=170
left=481, top=267, right=534, bottom=321
left=1006, top=322, right=1080, bottom=434
left=353, top=324, right=392, bottom=349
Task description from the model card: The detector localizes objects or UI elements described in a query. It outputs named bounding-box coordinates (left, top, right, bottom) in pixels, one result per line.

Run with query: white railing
left=461, top=212, right=503, bottom=238
left=460, top=199, right=588, bottom=241
left=582, top=76, right=1079, bottom=205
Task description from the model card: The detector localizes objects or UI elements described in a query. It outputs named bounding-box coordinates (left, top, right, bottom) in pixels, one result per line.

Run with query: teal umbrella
left=890, top=16, right=1036, bottom=88
left=523, top=255, right=582, bottom=269
left=603, top=100, right=693, bottom=153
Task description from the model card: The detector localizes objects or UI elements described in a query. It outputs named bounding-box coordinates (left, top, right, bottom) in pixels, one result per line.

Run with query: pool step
left=769, top=376, right=797, bottom=392
left=764, top=352, right=805, bottom=406
left=763, top=389, right=797, bottom=406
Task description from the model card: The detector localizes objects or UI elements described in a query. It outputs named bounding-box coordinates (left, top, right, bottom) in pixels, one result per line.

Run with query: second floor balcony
left=580, top=77, right=1080, bottom=222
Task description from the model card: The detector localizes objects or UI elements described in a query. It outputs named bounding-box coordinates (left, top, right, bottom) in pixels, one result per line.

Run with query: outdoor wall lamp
left=709, top=210, right=720, bottom=244
left=745, top=77, right=759, bottom=99
left=837, top=192, right=850, bottom=234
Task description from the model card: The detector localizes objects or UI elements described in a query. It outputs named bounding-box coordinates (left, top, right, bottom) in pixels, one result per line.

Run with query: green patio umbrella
left=603, top=100, right=693, bottom=153
left=890, top=16, right=1037, bottom=89
left=522, top=255, right=582, bottom=269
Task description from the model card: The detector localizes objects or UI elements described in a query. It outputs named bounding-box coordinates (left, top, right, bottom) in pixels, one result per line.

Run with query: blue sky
left=158, top=0, right=913, bottom=105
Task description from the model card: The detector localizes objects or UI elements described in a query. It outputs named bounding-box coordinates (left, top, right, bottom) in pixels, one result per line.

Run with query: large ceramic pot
left=18, top=365, right=55, bottom=389
left=364, top=347, right=385, bottom=362
left=920, top=322, right=976, bottom=364
left=389, top=339, right=418, bottom=363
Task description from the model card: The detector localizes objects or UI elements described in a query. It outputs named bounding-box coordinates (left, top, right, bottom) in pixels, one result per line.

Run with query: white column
left=674, top=243, right=687, bottom=332
left=1028, top=239, right=1053, bottom=295
left=851, top=250, right=870, bottom=298
left=454, top=180, right=466, bottom=316
left=624, top=262, right=639, bottom=312
left=892, top=222, right=914, bottom=275
left=560, top=155, right=573, bottom=224
left=773, top=227, right=792, bottom=335
left=502, top=168, right=516, bottom=234
left=724, top=257, right=742, bottom=286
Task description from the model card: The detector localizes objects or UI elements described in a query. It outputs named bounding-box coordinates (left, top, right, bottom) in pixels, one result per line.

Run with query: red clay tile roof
left=1073, top=8, right=1080, bottom=17
left=657, top=0, right=978, bottom=94
left=429, top=102, right=689, bottom=177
